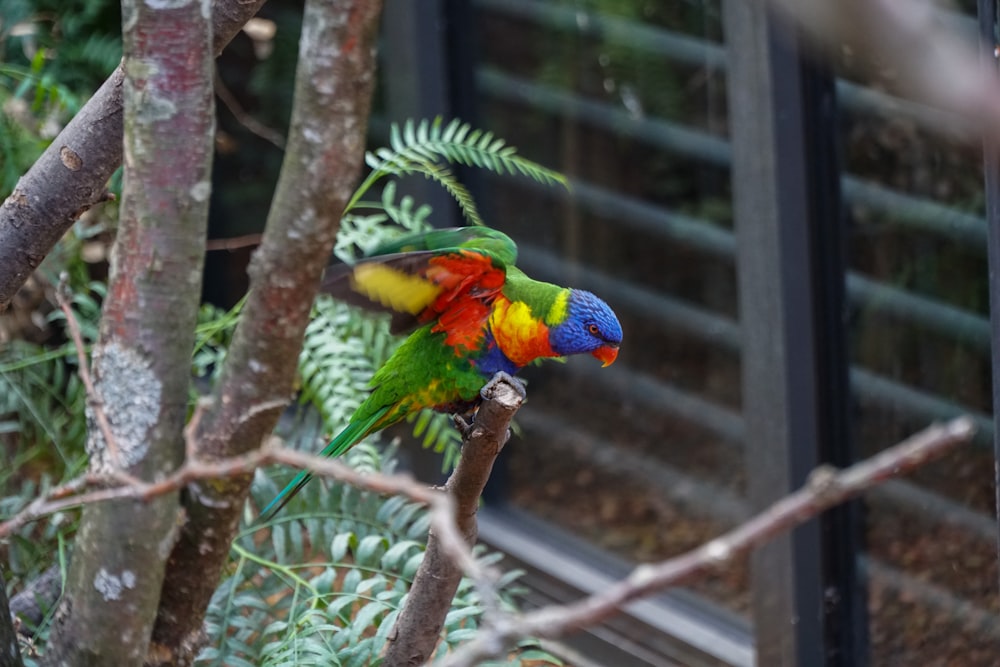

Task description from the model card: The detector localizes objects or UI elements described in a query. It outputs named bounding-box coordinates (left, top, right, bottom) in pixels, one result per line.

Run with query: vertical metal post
left=725, top=2, right=867, bottom=665
left=977, top=0, right=1000, bottom=594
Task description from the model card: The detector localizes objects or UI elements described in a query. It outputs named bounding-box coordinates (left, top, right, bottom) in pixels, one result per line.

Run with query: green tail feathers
left=256, top=408, right=388, bottom=523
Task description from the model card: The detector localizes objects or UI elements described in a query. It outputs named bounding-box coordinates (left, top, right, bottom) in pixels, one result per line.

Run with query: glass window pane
left=839, top=5, right=1000, bottom=663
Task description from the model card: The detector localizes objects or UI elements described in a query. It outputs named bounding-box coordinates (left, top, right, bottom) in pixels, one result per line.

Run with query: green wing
left=366, top=226, right=518, bottom=265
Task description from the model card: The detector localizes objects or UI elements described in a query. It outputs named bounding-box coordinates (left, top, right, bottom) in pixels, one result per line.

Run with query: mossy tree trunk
left=40, top=0, right=215, bottom=664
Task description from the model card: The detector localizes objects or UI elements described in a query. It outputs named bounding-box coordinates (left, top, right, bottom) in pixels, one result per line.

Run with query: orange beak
left=592, top=344, right=619, bottom=367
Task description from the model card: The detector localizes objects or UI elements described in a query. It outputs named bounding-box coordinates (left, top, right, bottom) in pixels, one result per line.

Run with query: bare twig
left=766, top=0, right=1000, bottom=145
left=2, top=407, right=974, bottom=664
left=54, top=276, right=125, bottom=471
left=438, top=416, right=977, bottom=667
left=204, top=233, right=263, bottom=252
left=214, top=69, right=286, bottom=149
left=0, top=432, right=487, bottom=633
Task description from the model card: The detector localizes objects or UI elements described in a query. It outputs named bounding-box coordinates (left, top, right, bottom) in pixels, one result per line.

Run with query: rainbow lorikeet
left=259, top=226, right=622, bottom=521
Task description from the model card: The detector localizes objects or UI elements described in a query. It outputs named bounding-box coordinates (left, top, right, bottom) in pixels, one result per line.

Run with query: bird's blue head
left=548, top=290, right=623, bottom=366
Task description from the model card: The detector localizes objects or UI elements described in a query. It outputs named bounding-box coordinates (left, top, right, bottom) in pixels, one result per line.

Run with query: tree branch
left=0, top=411, right=482, bottom=605
left=437, top=416, right=977, bottom=667
left=382, top=374, right=525, bottom=667
left=148, top=2, right=384, bottom=661
left=0, top=0, right=269, bottom=311
left=1, top=411, right=975, bottom=664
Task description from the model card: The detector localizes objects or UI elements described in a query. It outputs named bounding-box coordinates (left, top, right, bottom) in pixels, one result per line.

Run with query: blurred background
left=2, top=0, right=997, bottom=664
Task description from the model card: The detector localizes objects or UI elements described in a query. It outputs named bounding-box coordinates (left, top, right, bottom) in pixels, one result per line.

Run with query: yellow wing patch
left=351, top=263, right=442, bottom=315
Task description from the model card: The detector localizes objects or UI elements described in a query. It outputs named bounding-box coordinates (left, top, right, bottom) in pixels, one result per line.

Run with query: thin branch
left=0, top=436, right=482, bottom=592
left=2, top=409, right=975, bottom=663
left=54, top=276, right=126, bottom=470
left=766, top=0, right=1000, bottom=144
left=437, top=416, right=977, bottom=667
left=204, top=233, right=263, bottom=252
left=214, top=69, right=286, bottom=149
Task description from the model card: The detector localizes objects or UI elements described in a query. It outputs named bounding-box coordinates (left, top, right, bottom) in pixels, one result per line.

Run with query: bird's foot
left=453, top=413, right=474, bottom=439
left=480, top=371, right=526, bottom=402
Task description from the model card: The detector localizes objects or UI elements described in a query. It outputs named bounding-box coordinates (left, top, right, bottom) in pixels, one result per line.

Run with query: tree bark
left=0, top=0, right=268, bottom=311
left=40, top=0, right=215, bottom=664
left=9, top=564, right=62, bottom=637
left=148, top=1, right=384, bottom=663
left=0, top=566, right=24, bottom=667
left=383, top=375, right=525, bottom=666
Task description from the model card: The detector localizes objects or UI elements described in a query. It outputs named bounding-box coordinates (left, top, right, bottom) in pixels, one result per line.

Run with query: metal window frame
left=978, top=0, right=1000, bottom=592
left=724, top=4, right=868, bottom=665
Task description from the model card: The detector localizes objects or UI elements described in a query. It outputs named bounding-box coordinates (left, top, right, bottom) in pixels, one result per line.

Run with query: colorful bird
left=259, top=226, right=622, bottom=521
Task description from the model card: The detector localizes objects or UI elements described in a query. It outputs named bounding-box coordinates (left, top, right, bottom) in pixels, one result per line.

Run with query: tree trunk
left=41, top=0, right=215, bottom=664
left=148, top=1, right=384, bottom=663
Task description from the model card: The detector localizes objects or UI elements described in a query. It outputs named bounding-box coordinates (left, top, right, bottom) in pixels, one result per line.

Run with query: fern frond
left=297, top=298, right=377, bottom=429
left=212, top=445, right=557, bottom=667
left=393, top=118, right=567, bottom=189
left=349, top=117, right=567, bottom=221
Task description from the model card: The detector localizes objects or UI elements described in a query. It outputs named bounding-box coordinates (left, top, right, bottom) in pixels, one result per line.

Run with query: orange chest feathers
left=487, top=296, right=556, bottom=367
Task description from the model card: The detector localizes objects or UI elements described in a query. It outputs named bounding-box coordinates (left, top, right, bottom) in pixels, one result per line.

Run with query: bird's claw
left=453, top=413, right=474, bottom=439
left=480, top=371, right=526, bottom=401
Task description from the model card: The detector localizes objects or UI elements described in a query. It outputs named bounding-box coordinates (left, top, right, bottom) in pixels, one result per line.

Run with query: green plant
left=202, top=441, right=549, bottom=666
left=347, top=117, right=567, bottom=228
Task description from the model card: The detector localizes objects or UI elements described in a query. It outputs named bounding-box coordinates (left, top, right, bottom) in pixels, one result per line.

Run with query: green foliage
left=335, top=181, right=433, bottom=262
left=191, top=295, right=246, bottom=394
left=1, top=0, right=121, bottom=92
left=0, top=282, right=102, bottom=481
left=0, top=280, right=102, bottom=599
left=348, top=117, right=568, bottom=227
left=202, top=442, right=546, bottom=666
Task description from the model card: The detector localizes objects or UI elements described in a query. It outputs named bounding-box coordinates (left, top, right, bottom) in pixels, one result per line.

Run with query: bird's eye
left=587, top=323, right=600, bottom=336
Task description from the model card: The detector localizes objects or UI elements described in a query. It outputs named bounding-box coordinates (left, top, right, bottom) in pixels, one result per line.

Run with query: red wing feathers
left=320, top=249, right=506, bottom=346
